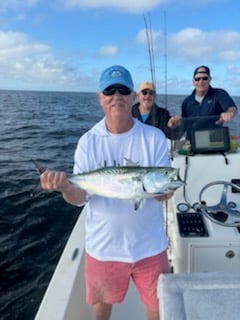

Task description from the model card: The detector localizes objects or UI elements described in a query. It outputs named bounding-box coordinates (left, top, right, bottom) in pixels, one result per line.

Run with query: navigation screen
left=191, top=127, right=230, bottom=153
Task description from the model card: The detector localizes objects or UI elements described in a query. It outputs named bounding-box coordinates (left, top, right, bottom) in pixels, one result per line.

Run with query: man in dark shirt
left=168, top=65, right=238, bottom=132
left=132, top=82, right=172, bottom=139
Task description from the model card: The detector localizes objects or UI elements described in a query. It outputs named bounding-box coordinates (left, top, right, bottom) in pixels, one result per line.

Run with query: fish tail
left=30, top=160, right=47, bottom=197
left=32, top=159, right=47, bottom=175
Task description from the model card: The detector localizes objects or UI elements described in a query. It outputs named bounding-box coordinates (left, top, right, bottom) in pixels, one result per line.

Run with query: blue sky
left=0, top=0, right=240, bottom=95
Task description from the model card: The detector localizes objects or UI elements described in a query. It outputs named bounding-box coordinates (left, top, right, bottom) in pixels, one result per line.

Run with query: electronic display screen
left=191, top=127, right=230, bottom=153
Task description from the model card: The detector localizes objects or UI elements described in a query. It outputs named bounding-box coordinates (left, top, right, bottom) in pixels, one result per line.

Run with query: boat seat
left=158, top=272, right=240, bottom=320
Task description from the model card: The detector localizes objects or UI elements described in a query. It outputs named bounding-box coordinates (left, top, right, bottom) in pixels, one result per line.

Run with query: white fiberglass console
left=168, top=151, right=240, bottom=273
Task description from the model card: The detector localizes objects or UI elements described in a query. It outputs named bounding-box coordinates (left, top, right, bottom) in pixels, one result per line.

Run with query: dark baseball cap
left=193, top=65, right=210, bottom=76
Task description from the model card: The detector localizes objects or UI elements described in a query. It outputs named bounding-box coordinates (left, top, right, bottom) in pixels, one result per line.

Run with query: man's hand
left=168, top=116, right=182, bottom=128
left=216, top=107, right=237, bottom=124
left=155, top=192, right=174, bottom=202
left=40, top=170, right=70, bottom=192
left=40, top=170, right=87, bottom=206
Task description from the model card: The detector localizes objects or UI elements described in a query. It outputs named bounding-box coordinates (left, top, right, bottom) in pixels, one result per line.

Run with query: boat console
left=167, top=118, right=240, bottom=273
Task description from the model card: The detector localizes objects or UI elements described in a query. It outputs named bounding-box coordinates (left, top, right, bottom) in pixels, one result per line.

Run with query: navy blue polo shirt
left=181, top=86, right=237, bottom=137
left=182, top=86, right=236, bottom=118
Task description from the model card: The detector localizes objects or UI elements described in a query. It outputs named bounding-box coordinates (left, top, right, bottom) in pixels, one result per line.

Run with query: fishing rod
left=143, top=13, right=156, bottom=87
left=143, top=11, right=168, bottom=109
left=163, top=10, right=168, bottom=110
left=143, top=11, right=170, bottom=131
left=143, top=13, right=158, bottom=126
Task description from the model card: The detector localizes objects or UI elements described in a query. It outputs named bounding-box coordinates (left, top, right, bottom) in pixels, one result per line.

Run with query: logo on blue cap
left=99, top=65, right=134, bottom=92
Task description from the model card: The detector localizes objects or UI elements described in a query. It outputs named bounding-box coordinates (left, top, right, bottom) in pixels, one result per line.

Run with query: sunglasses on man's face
left=141, top=89, right=155, bottom=96
left=194, top=76, right=209, bottom=82
left=102, top=85, right=132, bottom=96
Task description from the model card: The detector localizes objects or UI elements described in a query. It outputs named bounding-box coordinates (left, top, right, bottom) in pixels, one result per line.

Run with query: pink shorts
left=85, top=250, right=170, bottom=311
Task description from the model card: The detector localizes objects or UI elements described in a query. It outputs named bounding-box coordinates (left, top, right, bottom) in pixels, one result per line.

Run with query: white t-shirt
left=73, top=118, right=170, bottom=262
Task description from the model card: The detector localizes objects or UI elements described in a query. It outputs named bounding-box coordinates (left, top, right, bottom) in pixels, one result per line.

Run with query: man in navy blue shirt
left=168, top=65, right=238, bottom=132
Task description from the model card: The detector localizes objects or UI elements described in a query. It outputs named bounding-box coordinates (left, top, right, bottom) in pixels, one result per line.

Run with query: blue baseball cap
left=99, top=65, right=134, bottom=92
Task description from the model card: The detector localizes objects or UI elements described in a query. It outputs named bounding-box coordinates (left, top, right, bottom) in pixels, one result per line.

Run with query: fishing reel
left=195, top=181, right=240, bottom=227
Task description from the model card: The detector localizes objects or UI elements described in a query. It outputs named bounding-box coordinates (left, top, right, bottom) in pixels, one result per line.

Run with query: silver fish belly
left=69, top=166, right=184, bottom=210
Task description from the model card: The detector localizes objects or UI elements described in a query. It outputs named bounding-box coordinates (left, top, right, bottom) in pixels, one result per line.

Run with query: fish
left=68, top=164, right=184, bottom=210
left=33, top=160, right=184, bottom=210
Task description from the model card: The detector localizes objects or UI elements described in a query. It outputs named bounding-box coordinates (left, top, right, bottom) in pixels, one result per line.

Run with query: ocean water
left=0, top=90, right=240, bottom=320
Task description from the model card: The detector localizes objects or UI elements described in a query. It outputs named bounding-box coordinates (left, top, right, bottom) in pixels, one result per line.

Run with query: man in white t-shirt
left=40, top=65, right=172, bottom=320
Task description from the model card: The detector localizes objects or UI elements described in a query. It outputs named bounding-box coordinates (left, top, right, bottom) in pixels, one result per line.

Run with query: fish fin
left=133, top=198, right=145, bottom=211
left=95, top=162, right=105, bottom=169
left=30, top=183, right=43, bottom=197
left=32, top=159, right=47, bottom=174
left=124, top=157, right=140, bottom=167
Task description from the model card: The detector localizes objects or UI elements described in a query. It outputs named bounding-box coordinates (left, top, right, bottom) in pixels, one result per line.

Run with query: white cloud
left=58, top=0, right=169, bottom=14
left=1, top=25, right=240, bottom=92
left=0, top=31, right=49, bottom=57
left=0, top=0, right=220, bottom=13
left=136, top=28, right=162, bottom=46
left=99, top=45, right=118, bottom=56
left=0, top=0, right=39, bottom=12
left=227, top=64, right=240, bottom=76
left=0, top=31, right=81, bottom=89
left=136, top=28, right=165, bottom=58
left=168, top=28, right=240, bottom=62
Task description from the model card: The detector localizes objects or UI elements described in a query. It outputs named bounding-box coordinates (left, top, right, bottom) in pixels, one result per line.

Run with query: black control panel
left=177, top=212, right=209, bottom=237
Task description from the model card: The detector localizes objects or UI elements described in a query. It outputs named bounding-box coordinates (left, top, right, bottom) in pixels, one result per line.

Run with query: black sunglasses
left=194, top=76, right=209, bottom=81
left=141, top=89, right=155, bottom=96
left=102, top=85, right=132, bottom=96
